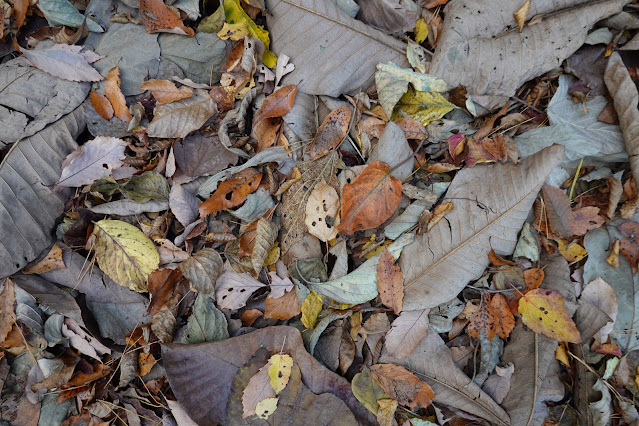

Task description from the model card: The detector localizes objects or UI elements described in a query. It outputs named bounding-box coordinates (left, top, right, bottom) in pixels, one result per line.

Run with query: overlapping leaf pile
left=1, top=0, right=639, bottom=424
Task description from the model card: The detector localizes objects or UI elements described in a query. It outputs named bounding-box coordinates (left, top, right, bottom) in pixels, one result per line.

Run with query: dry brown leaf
left=306, top=106, right=352, bottom=160
left=22, top=244, right=65, bottom=274
left=619, top=221, right=639, bottom=274
left=253, top=85, right=298, bottom=127
left=513, top=0, right=530, bottom=32
left=140, top=0, right=195, bottom=35
left=338, top=161, right=402, bottom=235
left=384, top=309, right=430, bottom=359
left=540, top=185, right=573, bottom=238
left=89, top=91, right=114, bottom=120
left=199, top=168, right=263, bottom=218
left=377, top=249, right=403, bottom=314
left=265, top=289, right=301, bottom=320
left=488, top=249, right=516, bottom=267
left=105, top=66, right=132, bottom=122
left=370, top=364, right=435, bottom=409
left=304, top=181, right=340, bottom=242
left=467, top=293, right=497, bottom=340
left=141, top=79, right=193, bottom=104
left=491, top=294, right=515, bottom=339
left=0, top=279, right=16, bottom=343
left=424, top=202, right=453, bottom=233
left=147, top=268, right=182, bottom=315
left=571, top=206, right=605, bottom=236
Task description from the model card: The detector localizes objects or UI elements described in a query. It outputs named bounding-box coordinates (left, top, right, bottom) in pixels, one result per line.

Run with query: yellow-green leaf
left=255, top=397, right=278, bottom=419
left=223, top=0, right=276, bottom=68
left=414, top=18, right=429, bottom=43
left=301, top=292, right=323, bottom=329
left=92, top=220, right=160, bottom=292
left=392, top=88, right=456, bottom=125
left=268, top=354, right=293, bottom=394
left=518, top=288, right=581, bottom=343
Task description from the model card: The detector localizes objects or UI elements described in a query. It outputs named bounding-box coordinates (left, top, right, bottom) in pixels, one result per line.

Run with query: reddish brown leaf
left=139, top=0, right=194, bottom=35
left=253, top=85, right=297, bottom=127
left=467, top=293, right=497, bottom=340
left=59, top=364, right=111, bottom=402
left=0, top=279, right=16, bottom=343
left=199, top=169, right=263, bottom=218
left=338, top=161, right=402, bottom=235
left=89, top=91, right=114, bottom=120
left=376, top=249, right=404, bottom=315
left=394, top=118, right=427, bottom=140
left=306, top=106, right=352, bottom=161
left=238, top=219, right=259, bottom=257
left=370, top=364, right=435, bottom=409
left=540, top=184, right=574, bottom=238
left=523, top=268, right=544, bottom=292
left=265, top=289, right=301, bottom=320
left=571, top=207, right=605, bottom=236
left=105, top=66, right=132, bottom=122
left=619, top=221, right=639, bottom=274
left=254, top=117, right=283, bottom=152
left=147, top=268, right=183, bottom=315
left=240, top=308, right=263, bottom=327
left=490, top=294, right=515, bottom=339
left=488, top=249, right=516, bottom=267
left=140, top=79, right=193, bottom=104
left=210, top=86, right=236, bottom=112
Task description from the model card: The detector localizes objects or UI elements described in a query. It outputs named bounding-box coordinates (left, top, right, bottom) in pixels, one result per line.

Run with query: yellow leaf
left=267, top=354, right=293, bottom=394
left=217, top=22, right=249, bottom=40
left=414, top=18, right=429, bottom=44
left=224, top=0, right=276, bottom=68
left=606, top=238, right=620, bottom=267
left=301, top=292, right=323, bottom=329
left=22, top=244, right=65, bottom=274
left=555, top=342, right=570, bottom=367
left=263, top=242, right=280, bottom=267
left=392, top=88, right=456, bottom=125
left=255, top=397, right=278, bottom=419
left=376, top=399, right=398, bottom=426
left=514, top=0, right=531, bottom=32
left=557, top=239, right=587, bottom=262
left=518, top=288, right=581, bottom=343
left=138, top=352, right=157, bottom=376
left=92, top=220, right=160, bottom=292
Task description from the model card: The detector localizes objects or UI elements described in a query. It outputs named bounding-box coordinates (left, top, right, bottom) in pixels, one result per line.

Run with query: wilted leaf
left=306, top=106, right=352, bottom=161
left=253, top=85, right=297, bottom=126
left=21, top=44, right=103, bottom=82
left=141, top=79, right=193, bottom=104
left=89, top=92, right=114, bottom=121
left=370, top=364, right=435, bottom=409
left=199, top=168, right=262, bottom=218
left=356, top=0, right=418, bottom=35
left=513, top=0, right=530, bottom=32
left=92, top=220, right=160, bottom=293
left=215, top=271, right=266, bottom=310
left=518, top=289, right=581, bottom=343
left=338, top=161, right=402, bottom=235
left=140, top=0, right=194, bottom=35
left=105, top=66, right=132, bottom=122
left=57, top=136, right=127, bottom=187
left=377, top=249, right=403, bottom=314
left=392, top=88, right=456, bottom=126
left=147, top=89, right=217, bottom=138
left=179, top=248, right=223, bottom=297
left=384, top=309, right=429, bottom=359
left=305, top=181, right=340, bottom=242
left=400, top=145, right=564, bottom=311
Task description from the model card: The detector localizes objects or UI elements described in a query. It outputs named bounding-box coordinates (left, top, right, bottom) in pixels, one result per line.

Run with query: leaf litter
left=1, top=0, right=639, bottom=424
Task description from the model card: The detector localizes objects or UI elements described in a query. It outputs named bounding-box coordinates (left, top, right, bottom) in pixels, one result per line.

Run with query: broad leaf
left=356, top=0, right=418, bottom=34
left=215, top=271, right=266, bottom=310
left=146, top=89, right=217, bottom=138
left=179, top=248, right=223, bottom=297
left=199, top=168, right=262, bottom=218
left=400, top=145, right=564, bottom=311
left=121, top=172, right=170, bottom=203
left=38, top=0, right=103, bottom=32
left=104, top=66, right=131, bottom=122
left=518, top=289, right=581, bottom=343
left=253, top=85, right=297, bottom=126
left=22, top=44, right=103, bottom=82
left=384, top=309, right=429, bottom=359
left=370, top=364, right=434, bottom=409
left=174, top=132, right=238, bottom=182
left=140, top=79, right=193, bottom=104
left=57, top=136, right=127, bottom=188
left=305, top=106, right=352, bottom=161
left=177, top=294, right=228, bottom=344
left=265, top=0, right=408, bottom=97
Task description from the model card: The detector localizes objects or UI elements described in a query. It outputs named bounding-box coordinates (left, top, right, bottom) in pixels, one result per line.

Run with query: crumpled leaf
left=177, top=294, right=228, bottom=344
left=92, top=220, right=160, bottom=293
left=215, top=271, right=266, bottom=310
left=162, top=326, right=375, bottom=424
left=429, top=0, right=625, bottom=106
left=265, top=0, right=408, bottom=97
left=21, top=44, right=103, bottom=83
left=605, top=51, right=639, bottom=190
left=179, top=248, right=223, bottom=297
left=513, top=222, right=540, bottom=262
left=305, top=181, right=340, bottom=242
left=401, top=145, right=564, bottom=311
left=224, top=0, right=275, bottom=67
left=516, top=75, right=624, bottom=162
left=589, top=379, right=612, bottom=425
left=519, top=289, right=581, bottom=343
left=57, top=136, right=127, bottom=188
left=370, top=363, right=434, bottom=409
left=140, top=0, right=194, bottom=35
left=356, top=0, right=419, bottom=35
left=38, top=0, right=103, bottom=32
left=147, top=89, right=217, bottom=138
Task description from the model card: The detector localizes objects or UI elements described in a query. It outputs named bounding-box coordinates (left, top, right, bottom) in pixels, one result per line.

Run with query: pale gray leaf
left=0, top=59, right=89, bottom=147
left=177, top=294, right=228, bottom=344
left=356, top=0, right=418, bottom=34
left=516, top=75, right=625, bottom=162
left=367, top=121, right=413, bottom=180
left=14, top=285, right=44, bottom=334
left=0, top=107, right=84, bottom=278
left=430, top=0, right=626, bottom=104
left=401, top=145, right=564, bottom=311
left=147, top=89, right=217, bottom=138
left=38, top=0, right=104, bottom=32
left=590, top=379, right=612, bottom=426
left=230, top=187, right=275, bottom=223
left=169, top=184, right=199, bottom=227
left=303, top=311, right=350, bottom=355
left=179, top=248, right=223, bottom=297
left=84, top=98, right=131, bottom=138
left=173, top=133, right=238, bottom=182
left=335, top=0, right=359, bottom=17
left=215, top=272, right=266, bottom=310
left=89, top=23, right=160, bottom=95
left=38, top=394, right=73, bottom=425
left=475, top=332, right=503, bottom=387
left=57, top=136, right=127, bottom=187
left=158, top=33, right=227, bottom=86
left=605, top=52, right=639, bottom=189
left=513, top=221, right=540, bottom=262
left=12, top=275, right=84, bottom=327
left=267, top=271, right=294, bottom=299
left=584, top=27, right=613, bottom=45
left=283, top=91, right=317, bottom=142
left=384, top=309, right=430, bottom=359
left=328, top=240, right=348, bottom=280
left=265, top=0, right=408, bottom=97
left=22, top=44, right=103, bottom=82
left=428, top=298, right=465, bottom=333
left=174, top=0, right=200, bottom=19
left=90, top=199, right=169, bottom=215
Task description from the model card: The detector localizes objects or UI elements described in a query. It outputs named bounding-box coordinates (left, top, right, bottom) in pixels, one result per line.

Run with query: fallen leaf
left=146, top=89, right=218, bottom=138
left=481, top=363, right=514, bottom=405
left=540, top=185, right=574, bottom=238
left=242, top=361, right=276, bottom=418
left=301, top=292, right=323, bottom=329
left=468, top=294, right=498, bottom=340
left=523, top=268, right=544, bottom=292
left=224, top=0, right=276, bottom=67
left=21, top=44, right=103, bottom=82
left=268, top=354, right=293, bottom=393
left=179, top=294, right=228, bottom=344
left=174, top=132, right=238, bottom=181
left=571, top=207, right=605, bottom=236
left=0, top=279, right=16, bottom=343
left=141, top=79, right=193, bottom=104
left=199, top=168, right=263, bottom=218
left=140, top=0, right=195, bottom=35
left=215, top=271, right=266, bottom=310
left=57, top=136, right=127, bottom=187
left=304, top=181, right=340, bottom=242
left=147, top=268, right=182, bottom=315
left=265, top=289, right=301, bottom=320
left=179, top=248, right=223, bottom=297
left=306, top=106, right=352, bottom=160
left=377, top=249, right=403, bottom=314
left=518, top=288, right=581, bottom=343
left=105, top=66, right=132, bottom=122
left=22, top=244, right=65, bottom=274
left=423, top=202, right=453, bottom=233
left=384, top=309, right=429, bottom=359
left=121, top=171, right=170, bottom=203
left=376, top=399, right=398, bottom=426
left=392, top=87, right=456, bottom=126
left=580, top=277, right=618, bottom=344
left=38, top=0, right=104, bottom=32
left=356, top=0, right=418, bottom=35
left=491, top=294, right=515, bottom=339
left=338, top=161, right=402, bottom=235
left=92, top=220, right=160, bottom=293
left=89, top=91, right=114, bottom=120
left=619, top=221, right=639, bottom=274
left=139, top=353, right=157, bottom=377
left=513, top=0, right=530, bottom=32
left=557, top=240, right=587, bottom=262
left=370, top=364, right=435, bottom=409
left=255, top=397, right=278, bottom=419
left=253, top=84, right=297, bottom=126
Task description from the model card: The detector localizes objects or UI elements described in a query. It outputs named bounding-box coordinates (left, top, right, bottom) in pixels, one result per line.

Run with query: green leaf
left=177, top=294, right=229, bottom=344
left=92, top=220, right=160, bottom=292
left=223, top=0, right=276, bottom=67
left=310, top=234, right=414, bottom=304
left=351, top=367, right=390, bottom=415
left=178, top=248, right=223, bottom=297
left=38, top=0, right=104, bottom=32
left=121, top=171, right=170, bottom=203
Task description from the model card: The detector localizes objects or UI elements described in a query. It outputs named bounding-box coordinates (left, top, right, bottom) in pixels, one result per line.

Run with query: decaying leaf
left=140, top=0, right=195, bottom=35
left=105, top=66, right=132, bottom=122
left=0, top=279, right=16, bottom=343
left=304, top=181, right=340, bottom=242
left=147, top=89, right=218, bottom=138
left=253, top=84, right=297, bottom=126
left=215, top=271, right=266, bottom=310
left=199, top=168, right=262, bottom=218
left=518, top=288, right=581, bottom=343
left=21, top=44, right=103, bottom=82
left=384, top=309, right=429, bottom=359
left=22, top=244, right=65, bottom=274
left=377, top=249, right=403, bottom=314
left=179, top=248, right=223, bottom=297
left=140, top=79, right=193, bottom=104
left=370, top=363, right=435, bottom=409
left=513, top=0, right=530, bottom=32
left=305, top=106, right=352, bottom=160
left=467, top=294, right=497, bottom=340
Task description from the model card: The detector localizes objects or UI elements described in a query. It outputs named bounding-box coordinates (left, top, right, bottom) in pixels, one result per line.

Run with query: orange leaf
left=13, top=0, right=29, bottom=30
left=139, top=352, right=157, bottom=376
left=89, top=91, right=114, bottom=120
left=147, top=268, right=182, bottom=315
left=424, top=162, right=459, bottom=173
left=105, top=66, right=132, bottom=122
left=210, top=86, right=236, bottom=112
left=238, top=219, right=260, bottom=258
left=518, top=288, right=581, bottom=343
left=490, top=294, right=515, bottom=339
left=467, top=293, right=497, bottom=340
left=199, top=169, right=263, bottom=218
left=139, top=0, right=194, bottom=35
left=424, top=202, right=453, bottom=233
left=306, top=106, right=352, bottom=160
left=370, top=364, right=435, bottom=409
left=254, top=117, right=283, bottom=152
left=253, top=85, right=297, bottom=127
left=240, top=308, right=263, bottom=327
left=140, top=79, right=193, bottom=104
left=488, top=249, right=516, bottom=267
left=264, top=289, right=301, bottom=320
left=377, top=249, right=404, bottom=314
left=394, top=118, right=427, bottom=140
left=523, top=268, right=544, bottom=292
left=571, top=207, right=605, bottom=236
left=338, top=161, right=402, bottom=235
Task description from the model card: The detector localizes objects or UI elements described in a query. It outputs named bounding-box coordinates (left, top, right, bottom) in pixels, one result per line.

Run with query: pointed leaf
left=22, top=44, right=103, bottom=82
left=377, top=249, right=403, bottom=314
left=305, top=106, right=352, bottom=161
left=178, top=248, right=223, bottom=297
left=146, top=89, right=217, bottom=138
left=178, top=294, right=228, bottom=344
left=384, top=309, right=429, bottom=359
left=199, top=168, right=262, bottom=218
left=518, top=289, right=581, bottom=343
left=105, top=66, right=132, bottom=122
left=141, top=79, right=193, bottom=104
left=57, top=136, right=127, bottom=187
left=253, top=85, right=297, bottom=126
left=89, top=92, right=114, bottom=121
left=215, top=271, right=266, bottom=310
left=140, top=0, right=194, bottom=35
left=370, top=364, right=435, bottom=409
